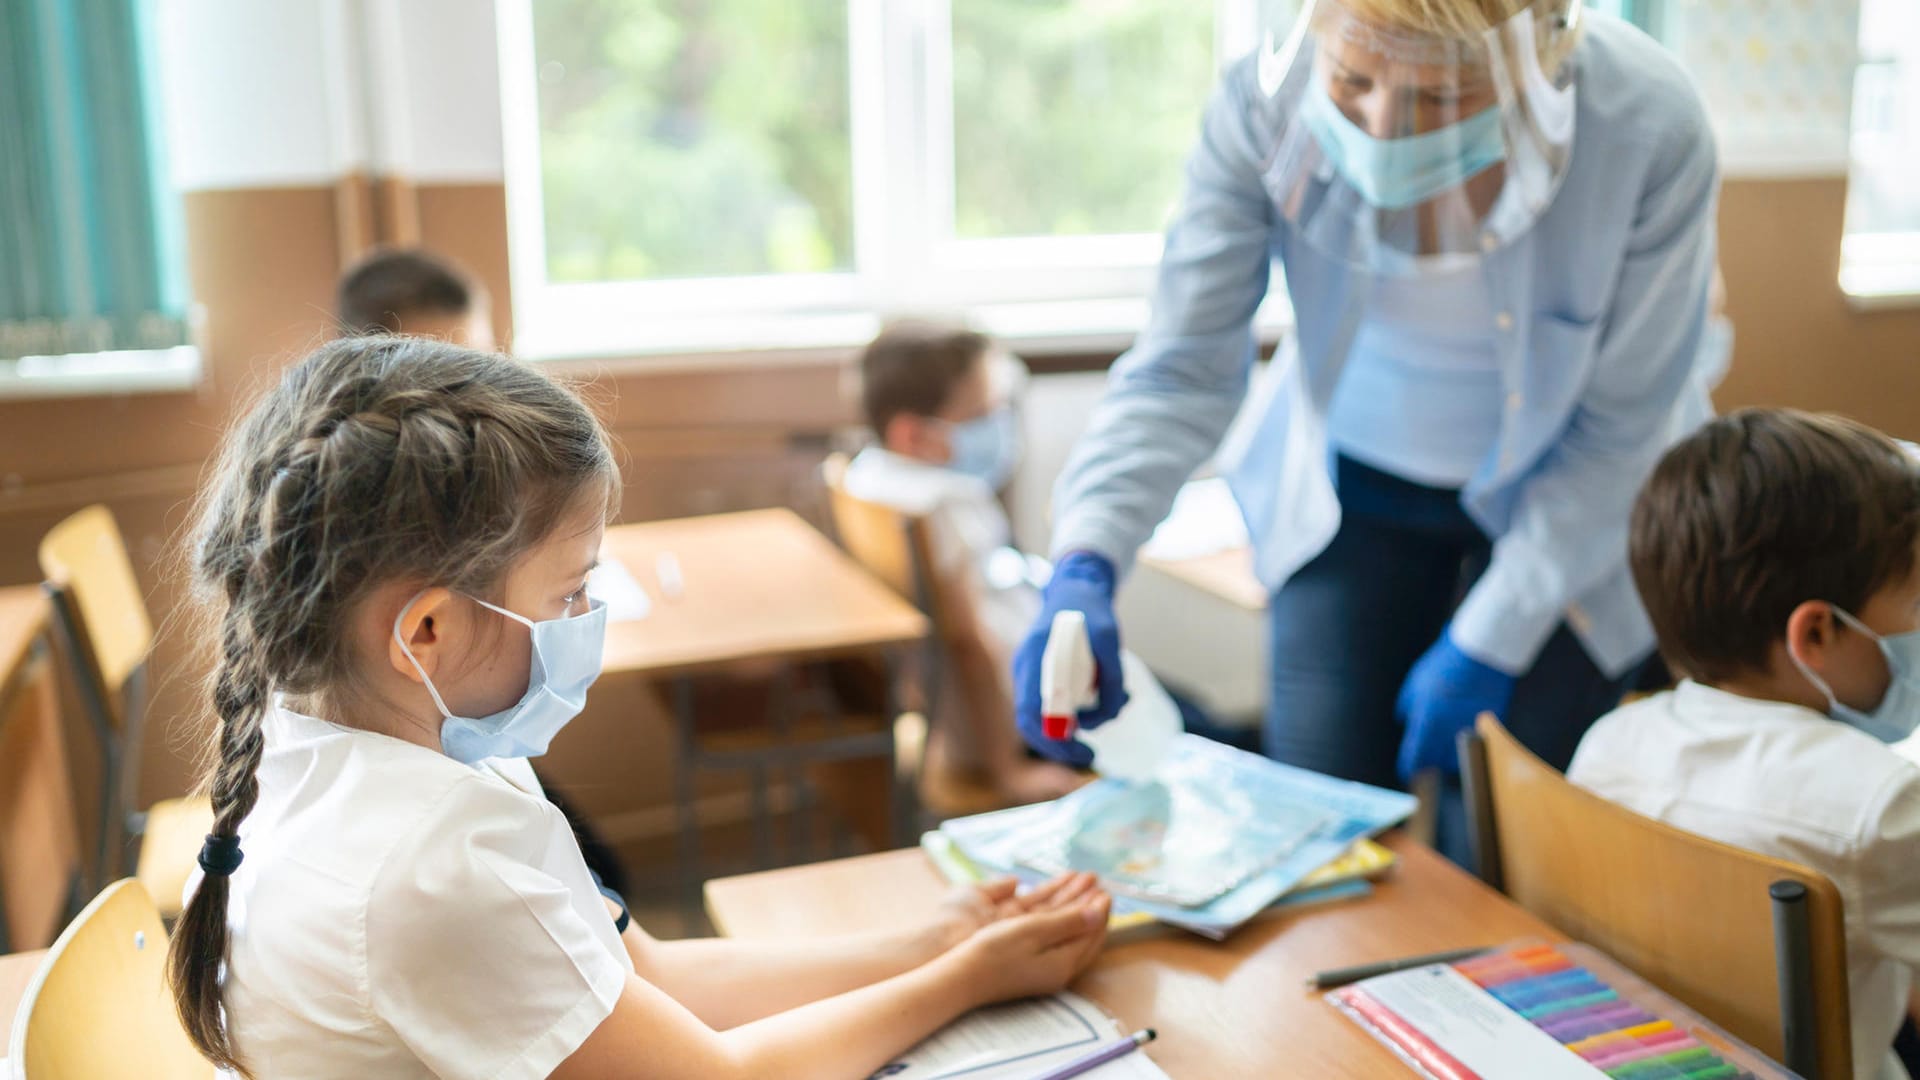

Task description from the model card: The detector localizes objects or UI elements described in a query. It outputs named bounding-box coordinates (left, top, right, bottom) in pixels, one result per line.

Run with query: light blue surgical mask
left=1301, top=85, right=1508, bottom=211
left=1788, top=605, right=1920, bottom=743
left=946, top=407, right=1020, bottom=490
left=394, top=592, right=608, bottom=764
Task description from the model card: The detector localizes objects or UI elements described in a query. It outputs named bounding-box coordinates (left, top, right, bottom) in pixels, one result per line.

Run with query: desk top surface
left=600, top=509, right=928, bottom=677
left=1137, top=546, right=1266, bottom=612
left=705, top=833, right=1565, bottom=1078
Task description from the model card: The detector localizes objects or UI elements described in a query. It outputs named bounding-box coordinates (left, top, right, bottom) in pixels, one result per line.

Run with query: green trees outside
left=532, top=0, right=1215, bottom=283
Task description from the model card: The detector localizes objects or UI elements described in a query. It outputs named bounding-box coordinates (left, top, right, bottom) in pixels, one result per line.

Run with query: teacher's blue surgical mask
left=1302, top=85, right=1508, bottom=211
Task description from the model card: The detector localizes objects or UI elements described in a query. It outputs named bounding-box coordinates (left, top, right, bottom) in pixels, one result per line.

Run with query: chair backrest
left=38, top=506, right=154, bottom=725
left=820, top=454, right=941, bottom=625
left=1464, top=713, right=1852, bottom=1079
left=10, top=879, right=213, bottom=1079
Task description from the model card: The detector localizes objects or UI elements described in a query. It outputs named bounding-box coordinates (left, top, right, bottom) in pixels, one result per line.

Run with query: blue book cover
left=941, top=735, right=1416, bottom=938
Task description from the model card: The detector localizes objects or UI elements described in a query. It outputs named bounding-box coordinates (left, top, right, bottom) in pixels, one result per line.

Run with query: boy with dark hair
left=337, top=247, right=494, bottom=349
left=847, top=320, right=1179, bottom=805
left=1569, top=408, right=1920, bottom=1080
left=846, top=321, right=1077, bottom=804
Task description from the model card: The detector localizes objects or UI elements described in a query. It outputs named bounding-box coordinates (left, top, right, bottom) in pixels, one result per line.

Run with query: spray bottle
left=1039, top=609, right=1179, bottom=781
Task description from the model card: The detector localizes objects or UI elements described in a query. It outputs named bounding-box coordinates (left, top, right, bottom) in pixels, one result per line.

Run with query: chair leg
left=672, top=677, right=702, bottom=911
left=1457, top=729, right=1503, bottom=893
left=1771, top=879, right=1820, bottom=1079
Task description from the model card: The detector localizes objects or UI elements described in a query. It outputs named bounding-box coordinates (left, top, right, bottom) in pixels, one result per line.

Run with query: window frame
left=496, top=0, right=1277, bottom=360
left=1840, top=0, right=1920, bottom=309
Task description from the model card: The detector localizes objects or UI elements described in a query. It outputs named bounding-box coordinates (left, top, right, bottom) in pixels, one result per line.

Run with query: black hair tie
left=198, top=833, right=245, bottom=877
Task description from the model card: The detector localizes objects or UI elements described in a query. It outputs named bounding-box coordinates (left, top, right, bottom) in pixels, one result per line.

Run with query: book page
left=873, top=992, right=1167, bottom=1080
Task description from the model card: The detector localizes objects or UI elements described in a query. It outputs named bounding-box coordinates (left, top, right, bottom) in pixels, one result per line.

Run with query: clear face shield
left=1256, top=0, right=1581, bottom=275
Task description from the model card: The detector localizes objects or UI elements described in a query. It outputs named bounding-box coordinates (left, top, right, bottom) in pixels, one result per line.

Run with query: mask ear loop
left=1786, top=638, right=1842, bottom=717
left=1787, top=603, right=1878, bottom=716
left=393, top=590, right=458, bottom=721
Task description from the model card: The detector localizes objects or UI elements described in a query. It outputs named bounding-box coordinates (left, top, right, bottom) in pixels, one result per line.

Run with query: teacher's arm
left=1049, top=57, right=1278, bottom=573
left=1450, top=101, right=1721, bottom=677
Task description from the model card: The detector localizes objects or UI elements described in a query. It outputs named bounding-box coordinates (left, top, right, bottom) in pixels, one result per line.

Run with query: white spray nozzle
left=1039, top=609, right=1098, bottom=741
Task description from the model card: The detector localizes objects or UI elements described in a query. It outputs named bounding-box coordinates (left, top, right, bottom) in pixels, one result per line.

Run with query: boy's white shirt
left=843, top=446, right=1037, bottom=651
left=190, top=703, right=632, bottom=1080
left=1569, top=681, right=1920, bottom=1080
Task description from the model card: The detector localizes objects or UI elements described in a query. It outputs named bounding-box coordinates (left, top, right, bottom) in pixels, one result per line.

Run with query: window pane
left=532, top=0, right=852, bottom=282
left=1847, top=0, right=1920, bottom=237
left=950, top=0, right=1215, bottom=240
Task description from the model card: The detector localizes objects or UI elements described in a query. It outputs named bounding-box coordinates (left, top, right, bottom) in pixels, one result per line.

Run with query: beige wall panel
left=1715, top=179, right=1920, bottom=436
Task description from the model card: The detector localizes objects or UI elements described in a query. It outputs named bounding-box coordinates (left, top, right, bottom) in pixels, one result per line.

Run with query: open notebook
left=876, top=992, right=1167, bottom=1080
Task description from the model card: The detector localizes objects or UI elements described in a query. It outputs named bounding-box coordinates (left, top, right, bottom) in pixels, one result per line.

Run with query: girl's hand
left=951, top=892, right=1111, bottom=1006
left=928, top=872, right=1103, bottom=956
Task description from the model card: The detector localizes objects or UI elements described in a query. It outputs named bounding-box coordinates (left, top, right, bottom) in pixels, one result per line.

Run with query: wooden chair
left=0, top=589, right=84, bottom=951
left=1460, top=713, right=1852, bottom=1079
left=821, top=454, right=1003, bottom=819
left=38, top=506, right=213, bottom=917
left=8, top=878, right=213, bottom=1079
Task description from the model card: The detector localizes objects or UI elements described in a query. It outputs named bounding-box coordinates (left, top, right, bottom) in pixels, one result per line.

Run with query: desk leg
left=764, top=667, right=791, bottom=869
left=672, top=676, right=701, bottom=907
left=884, top=651, right=915, bottom=849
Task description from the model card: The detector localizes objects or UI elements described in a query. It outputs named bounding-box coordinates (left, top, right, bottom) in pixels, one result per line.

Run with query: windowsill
left=0, top=346, right=203, bottom=401
left=521, top=293, right=1296, bottom=370
left=1840, top=233, right=1920, bottom=312
left=1840, top=266, right=1920, bottom=312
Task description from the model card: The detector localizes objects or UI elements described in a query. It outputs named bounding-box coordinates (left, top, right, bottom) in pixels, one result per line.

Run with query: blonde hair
left=167, top=338, right=617, bottom=1075
left=1324, top=0, right=1581, bottom=73
left=1340, top=0, right=1530, bottom=39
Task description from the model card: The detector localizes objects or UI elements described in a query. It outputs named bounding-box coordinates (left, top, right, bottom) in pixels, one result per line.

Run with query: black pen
left=1307, top=946, right=1493, bottom=990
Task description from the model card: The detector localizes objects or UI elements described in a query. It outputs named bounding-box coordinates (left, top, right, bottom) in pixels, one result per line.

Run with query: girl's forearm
left=631, top=921, right=950, bottom=1028
left=714, top=948, right=983, bottom=1079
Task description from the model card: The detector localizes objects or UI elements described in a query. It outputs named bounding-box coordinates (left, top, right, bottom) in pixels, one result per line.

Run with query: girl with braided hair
left=170, top=337, right=1110, bottom=1079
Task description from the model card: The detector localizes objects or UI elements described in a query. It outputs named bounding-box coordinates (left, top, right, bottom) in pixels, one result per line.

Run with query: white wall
left=153, top=0, right=504, bottom=191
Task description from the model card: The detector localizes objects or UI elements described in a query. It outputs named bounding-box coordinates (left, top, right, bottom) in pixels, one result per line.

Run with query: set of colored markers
left=1458, top=947, right=1752, bottom=1078
left=1328, top=942, right=1794, bottom=1080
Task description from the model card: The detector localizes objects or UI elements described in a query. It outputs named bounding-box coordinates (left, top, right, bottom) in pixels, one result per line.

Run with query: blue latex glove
left=1013, top=552, right=1129, bottom=768
left=1395, top=629, right=1517, bottom=782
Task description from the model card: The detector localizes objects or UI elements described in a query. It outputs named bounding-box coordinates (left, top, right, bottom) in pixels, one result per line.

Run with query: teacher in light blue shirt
left=1013, top=0, right=1722, bottom=859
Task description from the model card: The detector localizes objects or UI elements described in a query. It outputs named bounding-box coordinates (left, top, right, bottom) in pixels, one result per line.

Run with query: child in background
left=336, top=247, right=495, bottom=349
left=846, top=320, right=1174, bottom=803
left=1568, top=409, right=1920, bottom=1080
left=169, top=338, right=1109, bottom=1079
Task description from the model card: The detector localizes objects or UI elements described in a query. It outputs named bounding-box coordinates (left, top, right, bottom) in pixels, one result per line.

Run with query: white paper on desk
left=1141, top=478, right=1248, bottom=561
left=588, top=558, right=651, bottom=622
left=873, top=992, right=1167, bottom=1080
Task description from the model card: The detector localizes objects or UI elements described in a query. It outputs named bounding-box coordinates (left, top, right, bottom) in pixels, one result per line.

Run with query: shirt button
left=1507, top=392, right=1523, bottom=411
left=1481, top=232, right=1500, bottom=252
left=1495, top=311, right=1514, bottom=331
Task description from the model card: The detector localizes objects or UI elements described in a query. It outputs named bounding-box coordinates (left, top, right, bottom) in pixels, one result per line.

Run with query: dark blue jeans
left=1265, top=456, right=1646, bottom=863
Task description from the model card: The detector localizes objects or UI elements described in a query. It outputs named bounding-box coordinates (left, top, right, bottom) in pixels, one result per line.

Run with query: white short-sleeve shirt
left=1570, top=682, right=1920, bottom=1080
left=190, top=705, right=633, bottom=1079
left=842, top=446, right=1036, bottom=650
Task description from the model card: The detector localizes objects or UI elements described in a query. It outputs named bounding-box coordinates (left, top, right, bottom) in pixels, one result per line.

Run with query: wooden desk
left=600, top=510, right=930, bottom=883
left=600, top=509, right=928, bottom=678
left=1137, top=546, right=1266, bottom=612
left=706, top=834, right=1567, bottom=1078
left=0, top=588, right=80, bottom=952
left=0, top=589, right=48, bottom=708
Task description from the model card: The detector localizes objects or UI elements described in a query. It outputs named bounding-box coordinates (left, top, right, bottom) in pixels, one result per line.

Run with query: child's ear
left=1784, top=600, right=1838, bottom=666
left=883, top=413, right=928, bottom=457
left=389, top=586, right=455, bottom=682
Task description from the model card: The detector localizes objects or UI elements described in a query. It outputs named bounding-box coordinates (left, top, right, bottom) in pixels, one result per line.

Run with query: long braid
left=167, top=596, right=272, bottom=1073
left=163, top=336, right=616, bottom=1074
